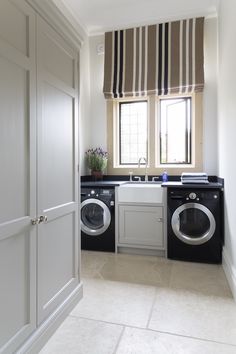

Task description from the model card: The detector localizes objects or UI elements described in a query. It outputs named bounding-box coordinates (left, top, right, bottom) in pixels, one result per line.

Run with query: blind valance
left=103, top=17, right=204, bottom=99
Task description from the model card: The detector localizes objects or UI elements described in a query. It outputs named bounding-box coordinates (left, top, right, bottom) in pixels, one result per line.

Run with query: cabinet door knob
left=31, top=216, right=48, bottom=225
left=39, top=215, right=48, bottom=224
left=157, top=218, right=163, bottom=222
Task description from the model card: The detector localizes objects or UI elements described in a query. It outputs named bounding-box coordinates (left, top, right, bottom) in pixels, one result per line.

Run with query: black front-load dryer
left=167, top=188, right=223, bottom=264
left=81, top=187, right=115, bottom=252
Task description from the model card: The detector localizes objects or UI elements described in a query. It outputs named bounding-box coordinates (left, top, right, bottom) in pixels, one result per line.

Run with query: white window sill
left=156, top=164, right=196, bottom=169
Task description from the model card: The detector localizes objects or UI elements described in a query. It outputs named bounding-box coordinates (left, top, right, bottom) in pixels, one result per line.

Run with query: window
left=107, top=93, right=202, bottom=173
left=119, top=101, right=148, bottom=165
left=159, top=97, right=191, bottom=164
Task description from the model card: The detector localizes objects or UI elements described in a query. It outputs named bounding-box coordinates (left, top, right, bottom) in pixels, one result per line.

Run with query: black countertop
left=81, top=179, right=224, bottom=189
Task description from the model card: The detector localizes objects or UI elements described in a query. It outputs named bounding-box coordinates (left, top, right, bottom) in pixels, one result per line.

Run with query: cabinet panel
left=38, top=213, right=77, bottom=323
left=0, top=57, right=29, bottom=224
left=40, top=82, right=74, bottom=210
left=38, top=17, right=75, bottom=88
left=0, top=232, right=32, bottom=347
left=119, top=205, right=164, bottom=248
left=0, top=0, right=28, bottom=56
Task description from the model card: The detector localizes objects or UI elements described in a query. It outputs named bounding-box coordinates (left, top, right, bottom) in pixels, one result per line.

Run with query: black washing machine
left=167, top=188, right=223, bottom=264
left=81, top=187, right=115, bottom=252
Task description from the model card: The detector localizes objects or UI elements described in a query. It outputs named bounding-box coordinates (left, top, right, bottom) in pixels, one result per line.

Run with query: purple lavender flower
left=85, top=147, right=108, bottom=171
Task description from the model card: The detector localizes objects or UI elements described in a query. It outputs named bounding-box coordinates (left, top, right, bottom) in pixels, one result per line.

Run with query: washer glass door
left=81, top=199, right=111, bottom=236
left=171, top=203, right=216, bottom=245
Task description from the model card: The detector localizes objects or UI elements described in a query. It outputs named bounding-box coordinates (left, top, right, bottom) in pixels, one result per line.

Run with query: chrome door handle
left=39, top=215, right=48, bottom=224
left=31, top=216, right=48, bottom=225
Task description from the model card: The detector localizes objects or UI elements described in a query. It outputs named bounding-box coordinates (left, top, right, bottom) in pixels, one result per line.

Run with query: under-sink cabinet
left=118, top=204, right=164, bottom=248
left=116, top=184, right=165, bottom=251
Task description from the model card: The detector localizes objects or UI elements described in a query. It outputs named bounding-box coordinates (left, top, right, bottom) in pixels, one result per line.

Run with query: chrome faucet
left=138, top=157, right=148, bottom=182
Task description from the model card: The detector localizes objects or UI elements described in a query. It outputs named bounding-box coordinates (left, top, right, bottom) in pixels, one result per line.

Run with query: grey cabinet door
left=36, top=16, right=79, bottom=325
left=118, top=205, right=164, bottom=248
left=0, top=1, right=37, bottom=352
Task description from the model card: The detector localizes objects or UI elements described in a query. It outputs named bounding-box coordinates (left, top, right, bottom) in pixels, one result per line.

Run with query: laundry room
left=1, top=0, right=236, bottom=353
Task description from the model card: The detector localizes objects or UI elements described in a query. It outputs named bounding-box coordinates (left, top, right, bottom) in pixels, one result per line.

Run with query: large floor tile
left=116, top=327, right=236, bottom=354
left=99, top=253, right=172, bottom=286
left=71, top=278, right=156, bottom=327
left=170, top=260, right=232, bottom=297
left=148, top=288, right=236, bottom=345
left=40, top=316, right=123, bottom=354
left=81, top=251, right=112, bottom=278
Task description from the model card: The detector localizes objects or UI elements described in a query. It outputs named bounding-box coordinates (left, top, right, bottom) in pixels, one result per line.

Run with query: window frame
left=106, top=93, right=203, bottom=175
left=118, top=99, right=148, bottom=166
left=159, top=96, right=192, bottom=165
left=111, top=97, right=150, bottom=169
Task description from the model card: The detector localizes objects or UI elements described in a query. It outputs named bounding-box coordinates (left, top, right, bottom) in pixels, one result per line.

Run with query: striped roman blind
left=103, top=17, right=204, bottom=99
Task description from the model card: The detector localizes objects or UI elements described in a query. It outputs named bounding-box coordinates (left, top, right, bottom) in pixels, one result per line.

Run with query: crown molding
left=26, top=0, right=86, bottom=49
left=88, top=8, right=218, bottom=36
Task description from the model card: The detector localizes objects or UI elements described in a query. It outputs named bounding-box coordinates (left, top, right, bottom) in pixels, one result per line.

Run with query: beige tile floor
left=40, top=251, right=236, bottom=354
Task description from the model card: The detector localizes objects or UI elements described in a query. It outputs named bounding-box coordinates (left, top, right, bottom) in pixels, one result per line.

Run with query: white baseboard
left=222, top=248, right=236, bottom=301
left=17, top=283, right=83, bottom=354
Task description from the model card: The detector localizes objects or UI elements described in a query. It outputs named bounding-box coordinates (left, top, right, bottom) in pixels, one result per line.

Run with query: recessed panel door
left=0, top=1, right=36, bottom=352
left=36, top=17, right=79, bottom=324
left=118, top=205, right=164, bottom=248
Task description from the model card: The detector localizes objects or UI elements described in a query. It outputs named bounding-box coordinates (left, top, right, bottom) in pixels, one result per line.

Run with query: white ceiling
left=57, top=0, right=219, bottom=36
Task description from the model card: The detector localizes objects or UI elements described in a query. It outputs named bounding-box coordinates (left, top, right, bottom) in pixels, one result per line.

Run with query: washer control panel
left=81, top=187, right=115, bottom=203
left=186, top=192, right=199, bottom=201
left=169, top=189, right=220, bottom=203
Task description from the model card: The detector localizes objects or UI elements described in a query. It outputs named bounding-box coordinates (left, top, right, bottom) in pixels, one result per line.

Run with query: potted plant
left=85, top=148, right=108, bottom=179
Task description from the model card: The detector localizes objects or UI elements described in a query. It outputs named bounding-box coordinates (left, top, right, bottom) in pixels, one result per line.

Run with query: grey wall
left=203, top=17, right=218, bottom=174
left=89, top=36, right=107, bottom=150
left=79, top=37, right=91, bottom=176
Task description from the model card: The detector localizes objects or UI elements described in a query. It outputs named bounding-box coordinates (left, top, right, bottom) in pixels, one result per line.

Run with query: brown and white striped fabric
left=103, top=17, right=204, bottom=98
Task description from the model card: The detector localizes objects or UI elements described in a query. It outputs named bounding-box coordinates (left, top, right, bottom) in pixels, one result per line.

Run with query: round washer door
left=81, top=198, right=111, bottom=236
left=171, top=202, right=216, bottom=245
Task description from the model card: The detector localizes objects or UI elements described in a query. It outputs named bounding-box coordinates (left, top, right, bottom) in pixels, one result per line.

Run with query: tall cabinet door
left=36, top=17, right=79, bottom=324
left=0, top=1, right=37, bottom=352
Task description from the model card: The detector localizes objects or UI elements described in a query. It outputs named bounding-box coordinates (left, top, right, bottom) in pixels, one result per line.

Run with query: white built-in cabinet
left=0, top=1, right=82, bottom=352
